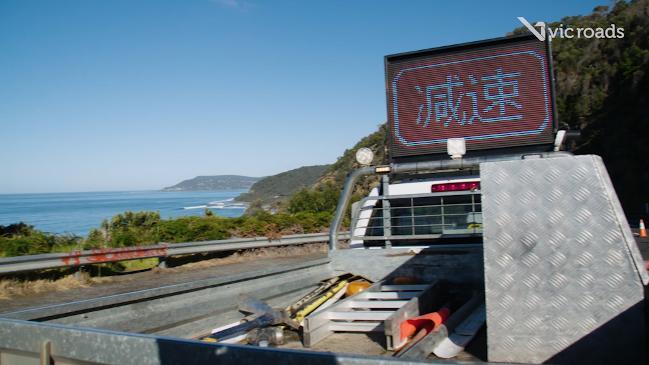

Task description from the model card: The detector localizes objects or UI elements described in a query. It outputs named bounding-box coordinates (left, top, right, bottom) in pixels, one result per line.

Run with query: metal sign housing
left=385, top=34, right=557, bottom=160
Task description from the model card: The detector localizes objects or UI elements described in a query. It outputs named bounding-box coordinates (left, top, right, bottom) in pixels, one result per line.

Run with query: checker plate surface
left=481, top=155, right=647, bottom=363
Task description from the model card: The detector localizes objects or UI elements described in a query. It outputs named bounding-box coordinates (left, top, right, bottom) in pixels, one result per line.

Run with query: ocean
left=0, top=190, right=247, bottom=237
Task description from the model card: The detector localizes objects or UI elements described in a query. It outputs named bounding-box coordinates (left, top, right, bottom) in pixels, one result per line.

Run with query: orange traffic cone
left=640, top=219, right=647, bottom=238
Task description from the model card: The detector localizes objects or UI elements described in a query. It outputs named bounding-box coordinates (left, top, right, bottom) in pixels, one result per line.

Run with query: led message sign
left=386, top=35, right=556, bottom=158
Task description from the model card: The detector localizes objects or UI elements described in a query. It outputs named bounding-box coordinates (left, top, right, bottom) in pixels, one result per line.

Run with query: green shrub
left=0, top=223, right=80, bottom=257
left=287, top=182, right=340, bottom=214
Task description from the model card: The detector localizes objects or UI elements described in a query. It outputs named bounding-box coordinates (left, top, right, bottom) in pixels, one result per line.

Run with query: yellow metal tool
left=294, top=280, right=348, bottom=323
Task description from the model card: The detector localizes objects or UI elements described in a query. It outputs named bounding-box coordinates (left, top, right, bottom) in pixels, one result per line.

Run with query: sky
left=0, top=0, right=607, bottom=193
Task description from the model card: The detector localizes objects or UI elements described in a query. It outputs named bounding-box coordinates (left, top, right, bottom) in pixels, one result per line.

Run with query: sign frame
left=384, top=34, right=558, bottom=162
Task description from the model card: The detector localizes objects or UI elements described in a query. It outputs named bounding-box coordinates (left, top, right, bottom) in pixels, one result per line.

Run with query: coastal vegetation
left=0, top=199, right=336, bottom=258
left=82, top=209, right=333, bottom=248
left=235, top=165, right=330, bottom=206
left=0, top=223, right=80, bottom=257
left=313, top=123, right=388, bottom=198
left=512, top=0, right=649, bottom=218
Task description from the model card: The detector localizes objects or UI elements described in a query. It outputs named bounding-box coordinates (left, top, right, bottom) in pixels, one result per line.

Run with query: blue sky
left=0, top=0, right=605, bottom=193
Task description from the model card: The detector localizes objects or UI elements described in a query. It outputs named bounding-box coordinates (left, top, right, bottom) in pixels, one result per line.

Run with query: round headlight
left=355, top=147, right=374, bottom=166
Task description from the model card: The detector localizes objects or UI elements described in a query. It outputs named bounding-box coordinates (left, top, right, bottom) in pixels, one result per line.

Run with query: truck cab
left=351, top=172, right=482, bottom=247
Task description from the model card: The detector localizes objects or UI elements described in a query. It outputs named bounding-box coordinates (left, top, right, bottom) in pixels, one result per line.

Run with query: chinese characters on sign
left=416, top=68, right=523, bottom=128
left=386, top=38, right=555, bottom=158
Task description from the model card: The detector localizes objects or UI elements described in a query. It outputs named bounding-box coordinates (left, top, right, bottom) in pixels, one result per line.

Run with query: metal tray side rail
left=0, top=317, right=505, bottom=365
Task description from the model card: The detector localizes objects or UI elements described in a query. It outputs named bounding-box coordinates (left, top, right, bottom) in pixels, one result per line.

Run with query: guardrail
left=0, top=232, right=349, bottom=275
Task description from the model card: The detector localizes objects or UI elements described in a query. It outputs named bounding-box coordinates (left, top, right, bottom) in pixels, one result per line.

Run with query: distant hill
left=162, top=175, right=260, bottom=191
left=235, top=165, right=329, bottom=204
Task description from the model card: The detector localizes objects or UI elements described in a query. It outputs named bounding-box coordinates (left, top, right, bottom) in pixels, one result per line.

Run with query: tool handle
left=205, top=314, right=273, bottom=342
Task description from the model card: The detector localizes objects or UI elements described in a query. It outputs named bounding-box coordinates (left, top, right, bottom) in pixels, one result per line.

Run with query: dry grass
left=0, top=243, right=327, bottom=300
left=0, top=272, right=113, bottom=300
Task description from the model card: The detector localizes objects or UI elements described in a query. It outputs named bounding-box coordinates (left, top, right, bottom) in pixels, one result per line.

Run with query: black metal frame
left=384, top=33, right=558, bottom=163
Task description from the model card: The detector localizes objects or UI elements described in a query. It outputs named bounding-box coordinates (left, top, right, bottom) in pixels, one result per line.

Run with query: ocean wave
left=183, top=205, right=208, bottom=210
left=207, top=204, right=246, bottom=210
left=208, top=198, right=234, bottom=205
left=185, top=199, right=246, bottom=210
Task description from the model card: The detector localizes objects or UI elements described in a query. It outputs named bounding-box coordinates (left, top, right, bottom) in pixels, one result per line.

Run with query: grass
left=117, top=258, right=160, bottom=272
left=0, top=272, right=113, bottom=301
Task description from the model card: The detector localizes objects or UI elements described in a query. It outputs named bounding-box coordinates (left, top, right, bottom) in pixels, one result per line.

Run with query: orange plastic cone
left=640, top=219, right=647, bottom=238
